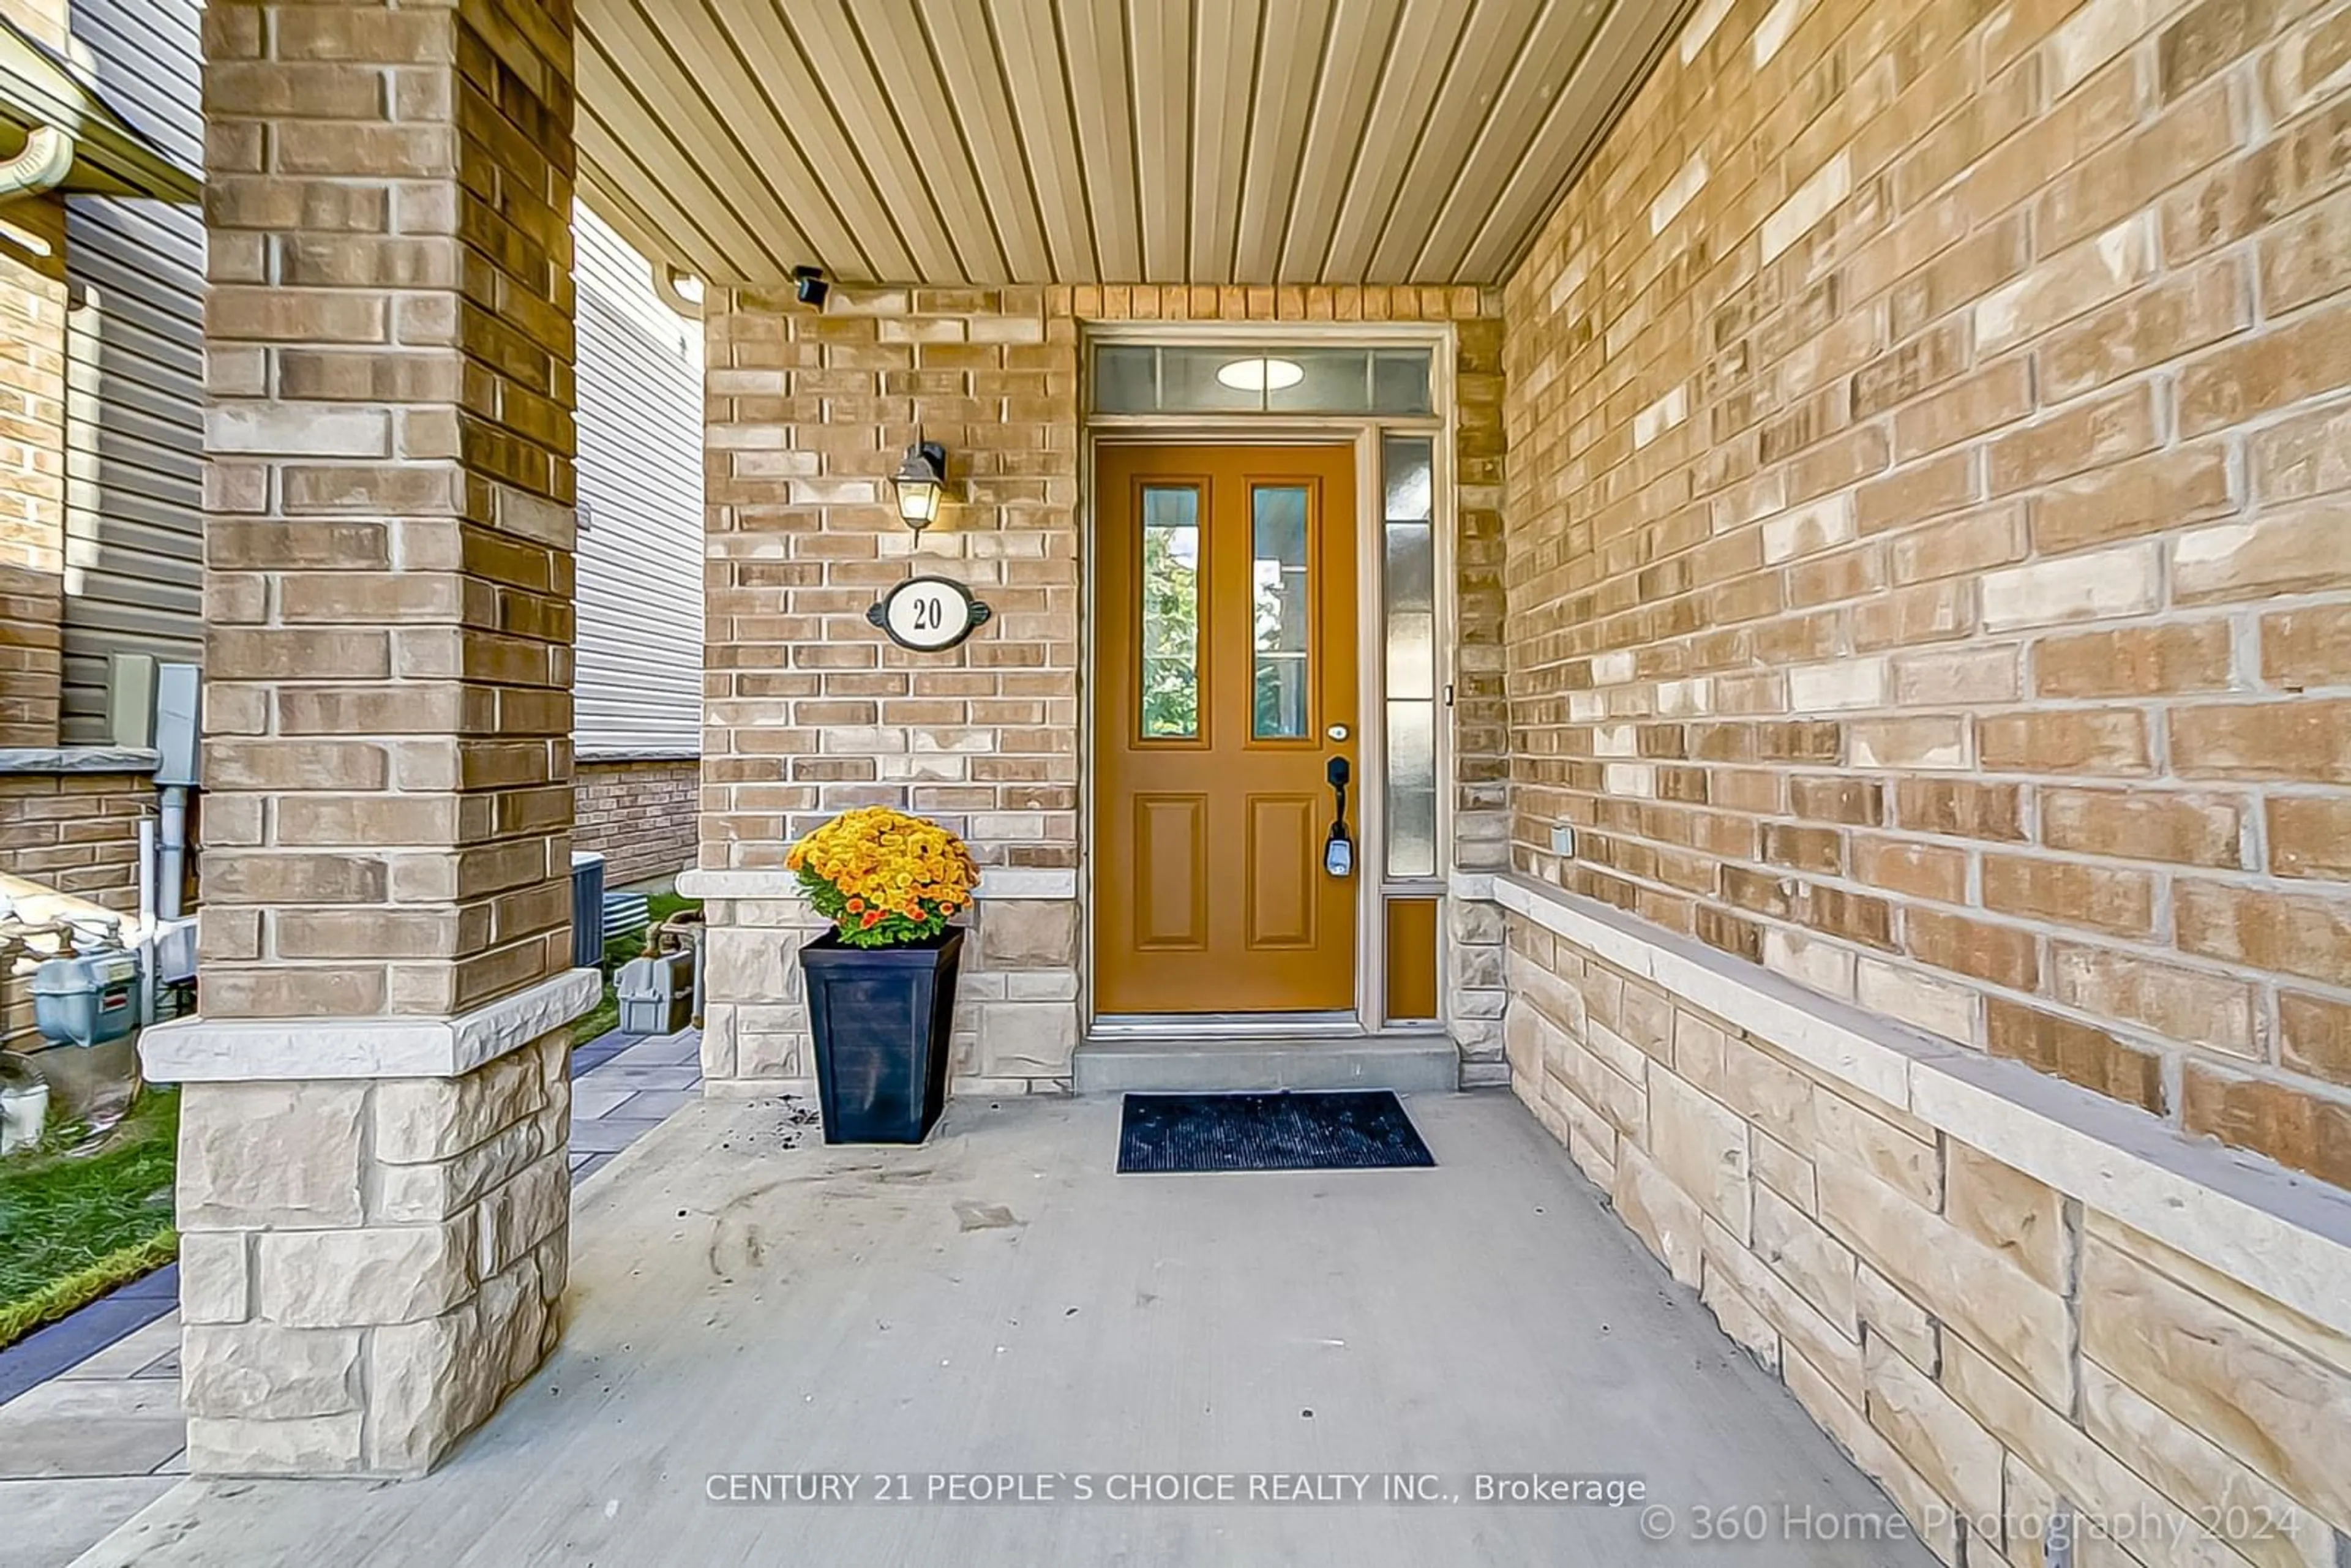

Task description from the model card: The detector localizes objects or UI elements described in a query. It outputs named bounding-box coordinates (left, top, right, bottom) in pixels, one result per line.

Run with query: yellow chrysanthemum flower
left=787, top=806, right=978, bottom=945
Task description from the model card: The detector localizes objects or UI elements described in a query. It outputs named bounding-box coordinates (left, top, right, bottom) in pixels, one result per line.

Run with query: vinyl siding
left=572, top=204, right=703, bottom=759
left=59, top=0, right=204, bottom=743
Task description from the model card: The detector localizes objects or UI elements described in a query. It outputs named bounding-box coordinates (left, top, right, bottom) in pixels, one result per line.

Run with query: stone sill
left=576, top=748, right=700, bottom=763
left=0, top=746, right=160, bottom=776
left=1487, top=870, right=2351, bottom=1341
left=680, top=867, right=1078, bottom=901
left=139, top=967, right=601, bottom=1083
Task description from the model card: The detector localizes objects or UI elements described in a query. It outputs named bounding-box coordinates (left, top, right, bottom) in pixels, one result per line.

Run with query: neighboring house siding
left=572, top=203, right=703, bottom=760
left=60, top=0, right=206, bottom=743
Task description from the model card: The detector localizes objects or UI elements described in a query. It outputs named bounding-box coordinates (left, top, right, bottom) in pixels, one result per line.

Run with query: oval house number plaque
left=866, top=575, right=992, bottom=653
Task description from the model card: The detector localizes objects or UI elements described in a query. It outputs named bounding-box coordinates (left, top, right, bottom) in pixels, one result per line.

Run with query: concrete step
left=1072, top=1034, right=1460, bottom=1095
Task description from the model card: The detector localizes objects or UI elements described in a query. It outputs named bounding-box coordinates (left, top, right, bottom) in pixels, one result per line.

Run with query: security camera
left=792, top=265, right=828, bottom=307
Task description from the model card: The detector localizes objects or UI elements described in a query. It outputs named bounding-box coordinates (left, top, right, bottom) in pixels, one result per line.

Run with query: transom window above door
left=1092, top=344, right=1433, bottom=416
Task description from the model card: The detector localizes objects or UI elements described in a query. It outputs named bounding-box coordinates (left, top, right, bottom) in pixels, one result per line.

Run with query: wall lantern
left=1215, top=356, right=1305, bottom=392
left=890, top=438, right=948, bottom=532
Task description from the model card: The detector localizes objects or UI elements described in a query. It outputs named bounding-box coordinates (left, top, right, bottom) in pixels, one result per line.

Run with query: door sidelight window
left=1251, top=484, right=1312, bottom=740
left=1139, top=484, right=1202, bottom=740
left=1381, top=436, right=1438, bottom=878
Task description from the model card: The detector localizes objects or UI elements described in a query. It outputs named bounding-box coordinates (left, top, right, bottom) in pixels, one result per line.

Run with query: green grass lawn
left=0, top=892, right=707, bottom=1351
left=0, top=1086, right=179, bottom=1349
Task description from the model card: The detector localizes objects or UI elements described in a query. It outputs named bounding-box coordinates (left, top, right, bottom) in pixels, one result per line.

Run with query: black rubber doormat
left=1117, top=1090, right=1437, bottom=1174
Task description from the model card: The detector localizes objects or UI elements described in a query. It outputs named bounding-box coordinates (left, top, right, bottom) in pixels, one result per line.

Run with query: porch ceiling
left=576, top=0, right=1689, bottom=288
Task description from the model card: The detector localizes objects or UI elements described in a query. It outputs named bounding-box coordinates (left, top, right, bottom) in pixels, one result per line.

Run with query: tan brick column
left=139, top=0, right=592, bottom=1478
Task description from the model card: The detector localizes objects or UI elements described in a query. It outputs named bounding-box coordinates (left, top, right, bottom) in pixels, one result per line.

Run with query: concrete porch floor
left=76, top=1090, right=1933, bottom=1566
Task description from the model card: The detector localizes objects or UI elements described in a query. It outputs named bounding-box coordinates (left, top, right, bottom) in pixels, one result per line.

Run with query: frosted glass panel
left=1266, top=348, right=1382, bottom=412
left=1251, top=485, right=1311, bottom=740
left=1159, top=347, right=1268, bottom=411
left=1372, top=350, right=1433, bottom=415
left=1385, top=520, right=1434, bottom=700
left=1387, top=700, right=1437, bottom=878
left=1094, top=345, right=1158, bottom=413
left=1382, top=435, right=1439, bottom=878
left=1139, top=486, right=1200, bottom=739
left=1091, top=344, right=1434, bottom=415
left=1385, top=438, right=1433, bottom=522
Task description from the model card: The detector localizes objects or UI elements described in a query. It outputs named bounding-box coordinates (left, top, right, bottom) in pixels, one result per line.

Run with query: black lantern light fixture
left=890, top=437, right=948, bottom=533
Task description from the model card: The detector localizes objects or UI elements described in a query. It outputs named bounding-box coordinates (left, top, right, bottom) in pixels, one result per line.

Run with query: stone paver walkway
left=0, top=1025, right=704, bottom=1568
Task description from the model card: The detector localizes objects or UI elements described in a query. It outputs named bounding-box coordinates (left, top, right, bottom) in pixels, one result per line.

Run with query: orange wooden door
left=1095, top=444, right=1359, bottom=1014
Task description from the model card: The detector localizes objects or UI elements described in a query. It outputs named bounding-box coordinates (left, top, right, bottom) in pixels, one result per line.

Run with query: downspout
left=0, top=124, right=73, bottom=199
left=153, top=663, right=201, bottom=925
left=156, top=785, right=188, bottom=921
left=136, top=816, right=157, bottom=1024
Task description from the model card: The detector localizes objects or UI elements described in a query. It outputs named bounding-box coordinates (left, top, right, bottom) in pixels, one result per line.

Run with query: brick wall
left=700, top=283, right=1504, bottom=1086
left=573, top=757, right=696, bottom=885
left=1, top=770, right=154, bottom=1049
left=0, top=771, right=152, bottom=913
left=702, top=285, right=1080, bottom=876
left=0, top=195, right=69, bottom=747
left=1502, top=0, right=2351, bottom=1184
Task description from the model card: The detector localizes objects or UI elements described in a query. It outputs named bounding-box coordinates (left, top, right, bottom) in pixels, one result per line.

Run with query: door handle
left=1324, top=756, right=1354, bottom=877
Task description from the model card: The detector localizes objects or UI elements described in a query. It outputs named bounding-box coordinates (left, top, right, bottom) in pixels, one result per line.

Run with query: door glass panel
left=1386, top=700, right=1438, bottom=877
left=1382, top=435, right=1438, bottom=877
left=1158, top=347, right=1273, bottom=411
left=1264, top=348, right=1387, bottom=413
left=1251, top=484, right=1311, bottom=740
left=1383, top=451, right=1434, bottom=703
left=1094, top=345, right=1158, bottom=413
left=1372, top=350, right=1434, bottom=415
left=1090, top=344, right=1435, bottom=415
left=1139, top=485, right=1201, bottom=739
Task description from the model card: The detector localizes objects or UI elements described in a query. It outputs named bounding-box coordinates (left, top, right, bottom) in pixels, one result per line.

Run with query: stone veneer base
left=687, top=881, right=1083, bottom=1091
left=1499, top=869, right=2351, bottom=1558
left=173, top=1027, right=582, bottom=1478
left=154, top=975, right=599, bottom=1479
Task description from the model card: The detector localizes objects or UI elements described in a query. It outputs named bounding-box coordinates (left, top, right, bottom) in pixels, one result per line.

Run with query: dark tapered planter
left=800, top=927, right=963, bottom=1144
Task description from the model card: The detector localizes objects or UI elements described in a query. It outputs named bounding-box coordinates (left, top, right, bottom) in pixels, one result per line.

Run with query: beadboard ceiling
left=574, top=0, right=1687, bottom=288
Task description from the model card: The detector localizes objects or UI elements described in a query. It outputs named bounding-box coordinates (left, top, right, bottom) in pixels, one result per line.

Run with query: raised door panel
left=1134, top=794, right=1208, bottom=951
left=1244, top=793, right=1319, bottom=951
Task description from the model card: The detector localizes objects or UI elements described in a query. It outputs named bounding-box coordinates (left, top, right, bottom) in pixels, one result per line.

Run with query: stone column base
left=146, top=978, right=593, bottom=1477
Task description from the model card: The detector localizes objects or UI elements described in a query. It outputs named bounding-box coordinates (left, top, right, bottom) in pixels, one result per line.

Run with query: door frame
left=1077, top=321, right=1458, bottom=1037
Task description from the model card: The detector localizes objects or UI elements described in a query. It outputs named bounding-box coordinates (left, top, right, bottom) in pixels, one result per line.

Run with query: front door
left=1095, top=444, right=1359, bottom=1014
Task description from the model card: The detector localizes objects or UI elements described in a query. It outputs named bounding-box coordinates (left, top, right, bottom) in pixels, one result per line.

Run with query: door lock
left=1324, top=756, right=1354, bottom=877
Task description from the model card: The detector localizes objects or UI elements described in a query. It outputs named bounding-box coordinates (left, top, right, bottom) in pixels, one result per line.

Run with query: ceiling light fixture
left=1215, top=356, right=1305, bottom=392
